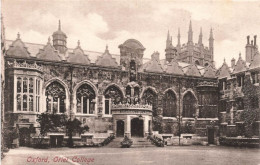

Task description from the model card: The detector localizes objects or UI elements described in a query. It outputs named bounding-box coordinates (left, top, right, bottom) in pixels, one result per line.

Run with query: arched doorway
left=19, top=127, right=31, bottom=146
left=131, top=118, right=144, bottom=137
left=116, top=120, right=124, bottom=137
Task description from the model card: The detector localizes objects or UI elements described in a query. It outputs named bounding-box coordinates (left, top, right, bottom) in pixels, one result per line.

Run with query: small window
left=105, top=99, right=110, bottom=115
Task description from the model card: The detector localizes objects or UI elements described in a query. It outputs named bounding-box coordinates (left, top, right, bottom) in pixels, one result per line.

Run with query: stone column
left=144, top=116, right=149, bottom=137
left=125, top=115, right=131, bottom=137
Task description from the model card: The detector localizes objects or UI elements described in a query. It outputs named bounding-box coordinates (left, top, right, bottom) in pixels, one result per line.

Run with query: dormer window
left=252, top=72, right=259, bottom=84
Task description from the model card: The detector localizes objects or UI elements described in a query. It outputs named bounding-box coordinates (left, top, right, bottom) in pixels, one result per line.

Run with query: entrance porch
left=112, top=104, right=153, bottom=138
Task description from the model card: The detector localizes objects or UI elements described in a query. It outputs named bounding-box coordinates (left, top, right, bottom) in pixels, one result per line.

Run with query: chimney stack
left=247, top=36, right=250, bottom=44
left=254, top=35, right=257, bottom=46
left=251, top=40, right=254, bottom=45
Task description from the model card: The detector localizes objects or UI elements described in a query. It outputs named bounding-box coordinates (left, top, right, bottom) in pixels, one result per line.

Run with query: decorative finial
left=58, top=20, right=61, bottom=30
left=77, top=40, right=80, bottom=47
left=239, top=52, right=241, bottom=58
left=224, top=58, right=226, bottom=63
left=17, top=32, right=20, bottom=39
left=48, top=37, right=51, bottom=43
left=106, top=44, right=108, bottom=51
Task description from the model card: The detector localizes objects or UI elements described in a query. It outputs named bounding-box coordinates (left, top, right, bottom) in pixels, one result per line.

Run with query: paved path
left=2, top=146, right=260, bottom=165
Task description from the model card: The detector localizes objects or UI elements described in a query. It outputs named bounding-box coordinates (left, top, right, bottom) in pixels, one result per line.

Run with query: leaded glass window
left=163, top=90, right=177, bottom=117
left=45, top=81, right=66, bottom=113
left=76, top=84, right=96, bottom=114
left=183, top=92, right=197, bottom=118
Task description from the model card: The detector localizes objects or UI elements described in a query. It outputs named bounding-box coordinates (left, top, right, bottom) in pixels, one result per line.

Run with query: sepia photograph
left=1, top=0, right=260, bottom=164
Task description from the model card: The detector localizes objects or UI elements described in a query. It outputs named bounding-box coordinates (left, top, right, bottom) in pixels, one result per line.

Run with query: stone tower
left=52, top=20, right=67, bottom=54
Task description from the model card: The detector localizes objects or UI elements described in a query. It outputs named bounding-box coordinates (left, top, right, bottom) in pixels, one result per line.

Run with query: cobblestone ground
left=2, top=146, right=260, bottom=165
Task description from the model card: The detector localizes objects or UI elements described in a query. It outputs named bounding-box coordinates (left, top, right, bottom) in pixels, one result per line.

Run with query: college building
left=2, top=20, right=259, bottom=147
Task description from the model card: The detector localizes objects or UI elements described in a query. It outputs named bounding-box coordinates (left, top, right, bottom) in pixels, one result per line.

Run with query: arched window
left=76, top=84, right=96, bottom=114
left=104, top=85, right=123, bottom=115
left=46, top=81, right=66, bottom=113
left=163, top=90, right=177, bottom=117
left=183, top=91, right=197, bottom=118
left=142, top=88, right=157, bottom=115
left=195, top=60, right=200, bottom=66
left=204, top=63, right=209, bottom=67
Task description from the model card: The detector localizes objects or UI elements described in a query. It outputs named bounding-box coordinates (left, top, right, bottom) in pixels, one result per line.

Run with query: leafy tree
left=36, top=113, right=89, bottom=147
left=66, top=118, right=89, bottom=147
left=241, top=74, right=260, bottom=138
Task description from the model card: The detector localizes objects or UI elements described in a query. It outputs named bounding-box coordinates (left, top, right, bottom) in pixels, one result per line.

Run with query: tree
left=241, top=74, right=260, bottom=138
left=36, top=113, right=67, bottom=146
left=36, top=113, right=89, bottom=147
left=66, top=118, right=89, bottom=147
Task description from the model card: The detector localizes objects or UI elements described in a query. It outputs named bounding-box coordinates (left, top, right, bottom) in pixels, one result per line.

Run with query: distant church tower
left=165, top=30, right=177, bottom=63
left=52, top=20, right=67, bottom=54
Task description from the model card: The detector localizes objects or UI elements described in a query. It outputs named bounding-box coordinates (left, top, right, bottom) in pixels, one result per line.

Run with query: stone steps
left=131, top=137, right=155, bottom=148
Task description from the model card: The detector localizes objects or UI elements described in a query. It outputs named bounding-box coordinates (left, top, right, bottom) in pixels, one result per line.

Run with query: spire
left=77, top=40, right=80, bottom=47
left=105, top=44, right=109, bottom=53
left=167, top=30, right=170, bottom=41
left=166, top=30, right=171, bottom=48
left=198, top=27, right=203, bottom=45
left=47, top=37, right=51, bottom=44
left=188, top=20, right=193, bottom=44
left=177, top=28, right=181, bottom=47
left=209, top=27, right=213, bottom=39
left=17, top=32, right=20, bottom=39
left=58, top=20, right=61, bottom=30
left=209, top=27, right=214, bottom=56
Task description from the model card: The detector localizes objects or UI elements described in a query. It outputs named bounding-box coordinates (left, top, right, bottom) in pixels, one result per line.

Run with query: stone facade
left=217, top=36, right=260, bottom=138
left=3, top=21, right=259, bottom=148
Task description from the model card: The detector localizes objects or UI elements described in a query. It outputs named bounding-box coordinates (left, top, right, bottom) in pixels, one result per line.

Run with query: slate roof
left=233, top=53, right=248, bottom=74
left=6, top=37, right=220, bottom=78
left=36, top=38, right=61, bottom=61
left=6, top=34, right=30, bottom=58
left=67, top=40, right=91, bottom=64
left=95, top=46, right=118, bottom=67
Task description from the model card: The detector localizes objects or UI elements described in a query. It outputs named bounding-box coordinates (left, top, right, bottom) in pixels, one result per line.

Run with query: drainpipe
left=178, top=79, right=181, bottom=146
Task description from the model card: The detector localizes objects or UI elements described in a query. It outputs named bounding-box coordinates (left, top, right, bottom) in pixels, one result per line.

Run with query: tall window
left=104, top=86, right=123, bottom=115
left=163, top=90, right=177, bottom=117
left=46, top=82, right=66, bottom=113
left=142, top=89, right=157, bottom=115
left=76, top=84, right=96, bottom=114
left=237, top=75, right=244, bottom=87
left=252, top=72, right=259, bottom=84
left=16, top=77, right=40, bottom=112
left=183, top=91, right=197, bottom=118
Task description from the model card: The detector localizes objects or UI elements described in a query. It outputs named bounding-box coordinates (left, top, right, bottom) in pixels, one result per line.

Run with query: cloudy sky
left=2, top=0, right=260, bottom=67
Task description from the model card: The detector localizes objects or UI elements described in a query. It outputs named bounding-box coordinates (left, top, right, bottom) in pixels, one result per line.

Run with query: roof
left=67, top=41, right=91, bottom=64
left=95, top=46, right=118, bottom=67
left=6, top=34, right=30, bottom=58
left=216, top=60, right=231, bottom=79
left=233, top=54, right=248, bottom=74
left=36, top=39, right=61, bottom=61
left=119, top=39, right=145, bottom=50
left=6, top=38, right=217, bottom=78
left=6, top=39, right=121, bottom=64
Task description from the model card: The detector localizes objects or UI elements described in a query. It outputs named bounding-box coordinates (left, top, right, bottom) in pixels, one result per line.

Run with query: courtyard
left=2, top=146, right=259, bottom=165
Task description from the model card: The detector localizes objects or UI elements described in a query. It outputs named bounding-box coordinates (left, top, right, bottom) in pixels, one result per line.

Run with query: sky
left=2, top=0, right=260, bottom=68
